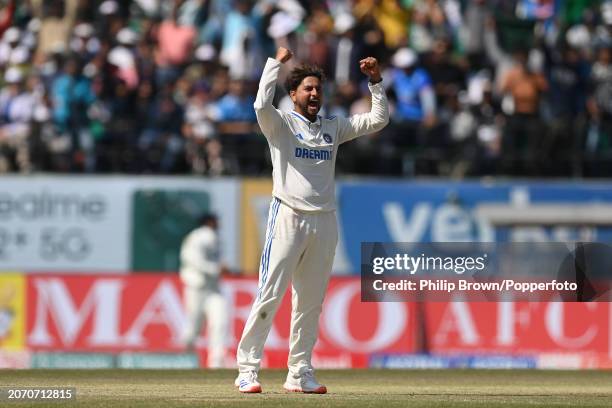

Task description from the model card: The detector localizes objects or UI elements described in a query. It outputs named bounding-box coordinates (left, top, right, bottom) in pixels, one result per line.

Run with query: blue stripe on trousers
left=263, top=198, right=281, bottom=278
left=257, top=197, right=280, bottom=300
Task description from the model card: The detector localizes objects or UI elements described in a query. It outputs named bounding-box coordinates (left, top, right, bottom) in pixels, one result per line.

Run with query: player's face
left=209, top=218, right=218, bottom=230
left=291, top=76, right=323, bottom=121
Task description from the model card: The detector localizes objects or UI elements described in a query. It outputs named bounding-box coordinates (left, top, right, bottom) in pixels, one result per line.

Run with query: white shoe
left=235, top=371, right=262, bottom=393
left=283, top=369, right=327, bottom=394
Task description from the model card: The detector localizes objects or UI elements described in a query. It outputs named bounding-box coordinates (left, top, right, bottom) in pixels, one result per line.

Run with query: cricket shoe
left=283, top=369, right=327, bottom=394
left=234, top=371, right=262, bottom=393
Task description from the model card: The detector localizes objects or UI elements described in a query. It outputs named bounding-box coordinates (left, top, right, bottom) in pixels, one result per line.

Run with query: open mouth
left=307, top=100, right=319, bottom=110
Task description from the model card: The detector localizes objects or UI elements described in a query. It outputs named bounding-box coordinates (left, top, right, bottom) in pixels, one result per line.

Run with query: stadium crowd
left=0, top=0, right=610, bottom=177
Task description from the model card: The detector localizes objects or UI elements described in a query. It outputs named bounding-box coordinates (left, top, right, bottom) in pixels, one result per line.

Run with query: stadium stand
left=0, top=0, right=609, bottom=177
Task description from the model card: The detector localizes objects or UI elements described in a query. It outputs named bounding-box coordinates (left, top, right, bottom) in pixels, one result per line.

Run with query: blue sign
left=369, top=354, right=537, bottom=369
left=336, top=181, right=612, bottom=274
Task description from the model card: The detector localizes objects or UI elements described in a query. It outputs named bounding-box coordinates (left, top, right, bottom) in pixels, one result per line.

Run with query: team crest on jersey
left=323, top=133, right=332, bottom=143
left=295, top=133, right=304, bottom=140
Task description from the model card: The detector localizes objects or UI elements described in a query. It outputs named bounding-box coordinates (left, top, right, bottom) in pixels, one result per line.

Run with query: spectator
left=35, top=0, right=79, bottom=62
left=498, top=47, right=548, bottom=175
left=423, top=38, right=466, bottom=108
left=445, top=90, right=478, bottom=176
left=220, top=0, right=257, bottom=80
left=0, top=67, right=34, bottom=172
left=69, top=22, right=100, bottom=61
left=206, top=138, right=238, bottom=176
left=0, top=27, right=27, bottom=68
left=298, top=6, right=333, bottom=75
left=544, top=44, right=589, bottom=175
left=354, top=0, right=410, bottom=49
left=586, top=44, right=612, bottom=175
left=138, top=83, right=184, bottom=173
left=410, top=0, right=448, bottom=53
left=183, top=80, right=216, bottom=174
left=156, top=0, right=197, bottom=85
left=210, top=78, right=261, bottom=173
left=460, top=0, right=489, bottom=70
left=108, top=27, right=140, bottom=89
left=386, top=47, right=437, bottom=174
left=330, top=12, right=364, bottom=85
left=266, top=11, right=302, bottom=73
left=50, top=55, right=97, bottom=171
left=470, top=76, right=504, bottom=175
left=103, top=77, right=140, bottom=173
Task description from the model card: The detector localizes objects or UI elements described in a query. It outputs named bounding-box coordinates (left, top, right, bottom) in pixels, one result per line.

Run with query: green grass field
left=1, top=369, right=612, bottom=407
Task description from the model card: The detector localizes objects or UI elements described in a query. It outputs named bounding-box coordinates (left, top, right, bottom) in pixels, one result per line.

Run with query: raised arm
left=338, top=57, right=390, bottom=144
left=254, top=47, right=293, bottom=139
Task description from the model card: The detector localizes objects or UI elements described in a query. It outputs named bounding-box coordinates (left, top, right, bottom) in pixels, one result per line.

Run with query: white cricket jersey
left=254, top=58, right=389, bottom=212
left=179, top=226, right=220, bottom=289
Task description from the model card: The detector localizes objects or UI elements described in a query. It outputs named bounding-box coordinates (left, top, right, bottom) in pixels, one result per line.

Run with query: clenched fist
left=276, top=47, right=293, bottom=64
left=359, top=57, right=382, bottom=84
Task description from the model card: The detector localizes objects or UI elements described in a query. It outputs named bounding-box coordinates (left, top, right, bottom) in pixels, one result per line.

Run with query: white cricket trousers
left=237, top=197, right=338, bottom=375
left=182, top=286, right=228, bottom=368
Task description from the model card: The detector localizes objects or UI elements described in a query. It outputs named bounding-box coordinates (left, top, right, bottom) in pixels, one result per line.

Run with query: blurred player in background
left=235, top=47, right=389, bottom=393
left=180, top=213, right=228, bottom=368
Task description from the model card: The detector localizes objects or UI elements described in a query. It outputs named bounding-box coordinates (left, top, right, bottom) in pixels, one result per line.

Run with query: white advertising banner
left=0, top=176, right=130, bottom=272
left=0, top=176, right=239, bottom=273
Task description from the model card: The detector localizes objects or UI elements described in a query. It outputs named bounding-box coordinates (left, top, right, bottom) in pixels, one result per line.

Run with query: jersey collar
left=291, top=110, right=321, bottom=126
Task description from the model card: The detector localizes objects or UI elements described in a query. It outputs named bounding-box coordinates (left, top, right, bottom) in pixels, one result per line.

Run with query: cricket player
left=235, top=47, right=389, bottom=393
left=180, top=213, right=228, bottom=368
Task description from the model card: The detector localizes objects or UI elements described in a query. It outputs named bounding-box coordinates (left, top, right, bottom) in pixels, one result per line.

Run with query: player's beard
left=298, top=98, right=320, bottom=120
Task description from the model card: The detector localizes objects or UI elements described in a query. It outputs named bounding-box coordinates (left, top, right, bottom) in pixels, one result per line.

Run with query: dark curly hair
left=284, top=64, right=326, bottom=94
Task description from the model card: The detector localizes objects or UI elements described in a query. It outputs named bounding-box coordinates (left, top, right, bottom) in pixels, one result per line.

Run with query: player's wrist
left=369, top=76, right=382, bottom=84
